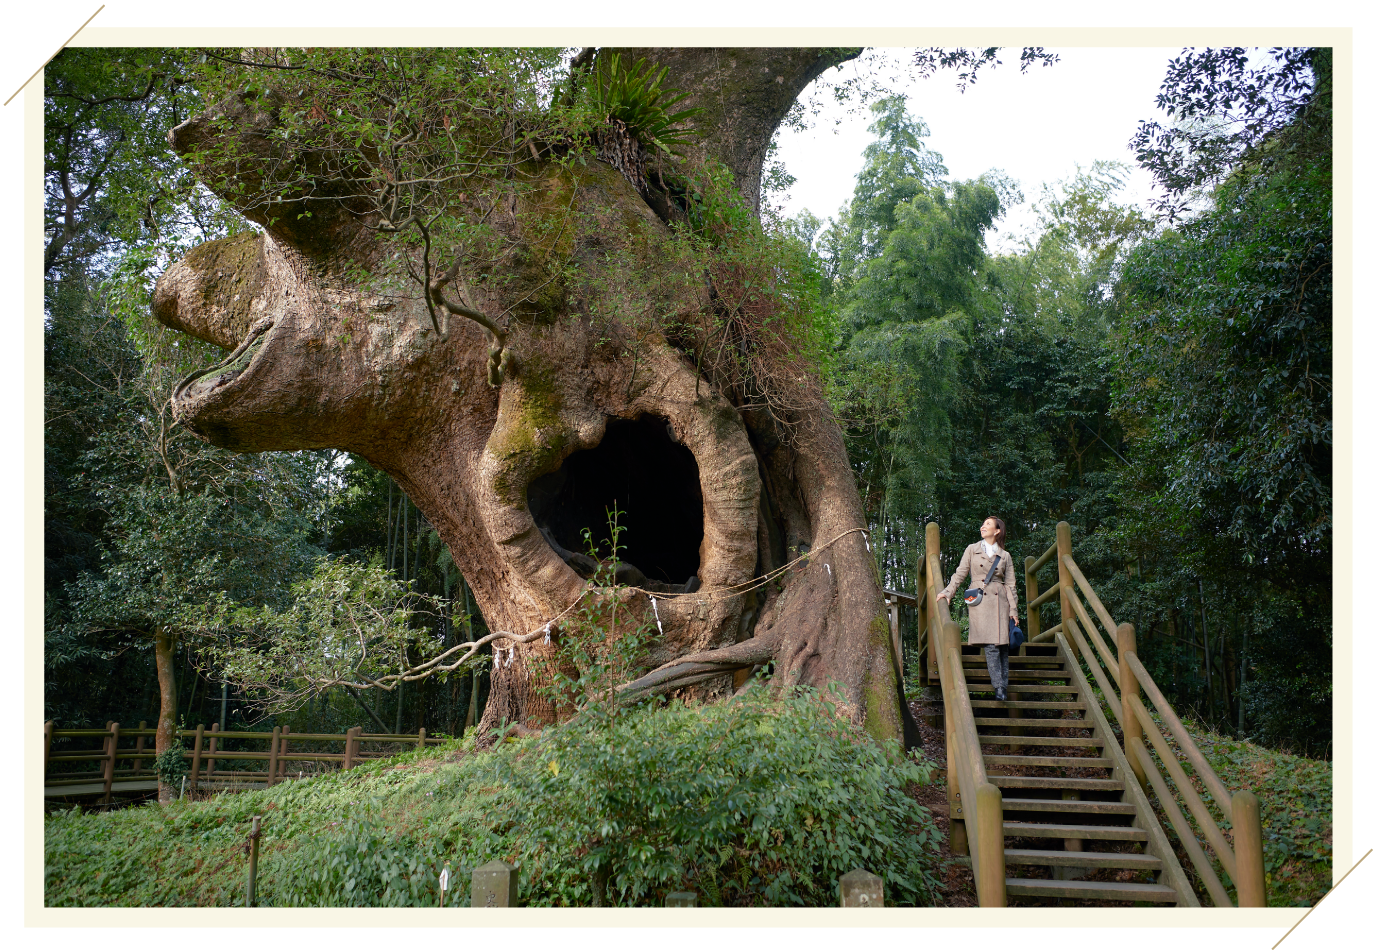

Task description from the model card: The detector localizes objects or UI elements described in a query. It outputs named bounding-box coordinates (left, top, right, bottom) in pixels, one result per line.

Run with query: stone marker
left=665, top=891, right=697, bottom=907
left=839, top=868, right=884, bottom=907
left=472, top=859, right=517, bottom=907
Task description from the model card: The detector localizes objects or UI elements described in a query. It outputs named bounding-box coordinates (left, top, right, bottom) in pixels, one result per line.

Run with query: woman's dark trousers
left=984, top=644, right=1009, bottom=691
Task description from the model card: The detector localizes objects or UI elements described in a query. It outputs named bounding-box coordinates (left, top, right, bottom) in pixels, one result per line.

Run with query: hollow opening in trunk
left=528, top=414, right=704, bottom=585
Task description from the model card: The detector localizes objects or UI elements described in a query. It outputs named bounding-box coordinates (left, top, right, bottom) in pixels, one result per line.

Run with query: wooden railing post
left=190, top=724, right=205, bottom=795
left=941, top=618, right=968, bottom=856
left=44, top=721, right=54, bottom=780
left=1232, top=791, right=1267, bottom=907
left=343, top=726, right=360, bottom=770
left=102, top=722, right=120, bottom=805
left=207, top=722, right=219, bottom=780
left=1117, top=623, right=1147, bottom=789
left=135, top=721, right=148, bottom=777
left=1055, top=521, right=1073, bottom=633
left=417, top=726, right=427, bottom=750
left=1023, top=555, right=1041, bottom=649
left=279, top=726, right=290, bottom=781
left=975, top=782, right=1007, bottom=907
left=925, top=522, right=941, bottom=683
left=267, top=726, right=281, bottom=785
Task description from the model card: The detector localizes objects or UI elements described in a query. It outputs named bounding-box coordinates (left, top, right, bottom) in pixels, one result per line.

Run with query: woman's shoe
left=995, top=687, right=1007, bottom=701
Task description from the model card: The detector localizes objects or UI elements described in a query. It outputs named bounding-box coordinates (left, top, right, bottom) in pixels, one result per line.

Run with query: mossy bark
left=153, top=47, right=914, bottom=748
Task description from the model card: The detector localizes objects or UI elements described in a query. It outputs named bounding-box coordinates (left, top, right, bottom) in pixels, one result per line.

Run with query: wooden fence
left=44, top=721, right=449, bottom=803
left=1024, top=521, right=1266, bottom=907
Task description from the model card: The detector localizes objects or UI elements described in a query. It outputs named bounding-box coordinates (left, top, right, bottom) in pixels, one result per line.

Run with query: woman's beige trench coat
left=939, top=543, right=1019, bottom=646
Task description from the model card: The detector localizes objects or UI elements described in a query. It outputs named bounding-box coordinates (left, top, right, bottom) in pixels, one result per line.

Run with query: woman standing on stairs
left=937, top=516, right=1020, bottom=700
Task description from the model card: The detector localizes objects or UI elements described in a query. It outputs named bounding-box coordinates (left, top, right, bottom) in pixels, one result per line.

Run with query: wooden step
left=990, top=775, right=1125, bottom=792
left=963, top=659, right=1065, bottom=669
left=1003, top=822, right=1148, bottom=842
left=1000, top=797, right=1137, bottom=816
left=1004, top=849, right=1164, bottom=870
left=1005, top=878, right=1179, bottom=903
left=979, top=735, right=1103, bottom=748
left=967, top=683, right=1080, bottom=695
left=972, top=700, right=1084, bottom=710
left=964, top=670, right=1072, bottom=681
left=972, top=717, right=1092, bottom=729
left=985, top=754, right=1114, bottom=769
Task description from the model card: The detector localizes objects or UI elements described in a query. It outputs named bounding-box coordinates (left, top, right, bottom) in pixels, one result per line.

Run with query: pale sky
left=773, top=47, right=1183, bottom=250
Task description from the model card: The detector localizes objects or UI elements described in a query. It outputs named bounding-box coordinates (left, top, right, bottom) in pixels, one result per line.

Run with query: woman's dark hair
left=987, top=516, right=1007, bottom=549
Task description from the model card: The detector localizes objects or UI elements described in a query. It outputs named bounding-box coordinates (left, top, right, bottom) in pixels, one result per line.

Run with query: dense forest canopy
left=45, top=46, right=1332, bottom=786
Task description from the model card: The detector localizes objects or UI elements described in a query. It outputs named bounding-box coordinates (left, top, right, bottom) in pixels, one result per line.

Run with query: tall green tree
left=820, top=97, right=1017, bottom=589
left=1110, top=47, right=1332, bottom=749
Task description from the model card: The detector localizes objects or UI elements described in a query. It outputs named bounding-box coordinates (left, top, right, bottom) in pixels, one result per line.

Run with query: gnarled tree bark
left=153, top=48, right=918, bottom=749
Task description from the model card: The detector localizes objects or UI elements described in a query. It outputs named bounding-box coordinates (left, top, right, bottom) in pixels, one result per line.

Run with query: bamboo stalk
left=44, top=721, right=53, bottom=778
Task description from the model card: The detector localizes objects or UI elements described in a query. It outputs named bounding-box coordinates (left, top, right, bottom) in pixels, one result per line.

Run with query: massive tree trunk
left=152, top=48, right=917, bottom=748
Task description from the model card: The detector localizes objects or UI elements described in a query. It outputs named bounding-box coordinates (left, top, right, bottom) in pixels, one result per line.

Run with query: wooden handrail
left=1062, top=613, right=1124, bottom=728
left=1066, top=592, right=1121, bottom=686
left=1030, top=539, right=1059, bottom=574
left=1062, top=555, right=1120, bottom=643
left=1126, top=652, right=1233, bottom=814
left=1024, top=521, right=1267, bottom=907
left=1129, top=696, right=1238, bottom=883
left=1129, top=739, right=1234, bottom=907
left=1027, top=583, right=1061, bottom=611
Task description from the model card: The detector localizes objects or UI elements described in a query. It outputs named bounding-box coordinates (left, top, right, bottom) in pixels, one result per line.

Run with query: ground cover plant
left=1168, top=716, right=1332, bottom=908
left=45, top=685, right=944, bottom=907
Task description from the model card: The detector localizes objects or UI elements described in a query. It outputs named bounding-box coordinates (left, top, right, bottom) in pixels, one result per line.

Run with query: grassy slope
left=1173, top=717, right=1332, bottom=908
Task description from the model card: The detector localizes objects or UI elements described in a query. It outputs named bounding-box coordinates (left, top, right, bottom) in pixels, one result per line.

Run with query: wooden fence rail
left=1024, top=521, right=1267, bottom=907
left=44, top=722, right=449, bottom=803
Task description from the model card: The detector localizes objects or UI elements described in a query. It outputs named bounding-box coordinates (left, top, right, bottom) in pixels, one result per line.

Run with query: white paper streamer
left=651, top=597, right=664, bottom=635
left=825, top=563, right=831, bottom=576
left=544, top=623, right=552, bottom=645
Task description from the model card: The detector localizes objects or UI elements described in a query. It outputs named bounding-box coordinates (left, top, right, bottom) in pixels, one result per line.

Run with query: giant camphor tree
left=150, top=47, right=1041, bottom=746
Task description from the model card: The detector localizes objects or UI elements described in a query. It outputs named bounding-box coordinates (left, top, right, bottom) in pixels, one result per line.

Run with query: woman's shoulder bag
left=963, top=553, right=1001, bottom=608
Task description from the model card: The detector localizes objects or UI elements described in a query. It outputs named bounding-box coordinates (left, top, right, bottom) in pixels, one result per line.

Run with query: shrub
left=498, top=684, right=943, bottom=906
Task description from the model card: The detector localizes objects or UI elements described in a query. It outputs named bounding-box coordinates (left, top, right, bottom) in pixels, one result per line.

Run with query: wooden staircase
left=958, top=641, right=1194, bottom=905
left=915, top=519, right=1266, bottom=908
